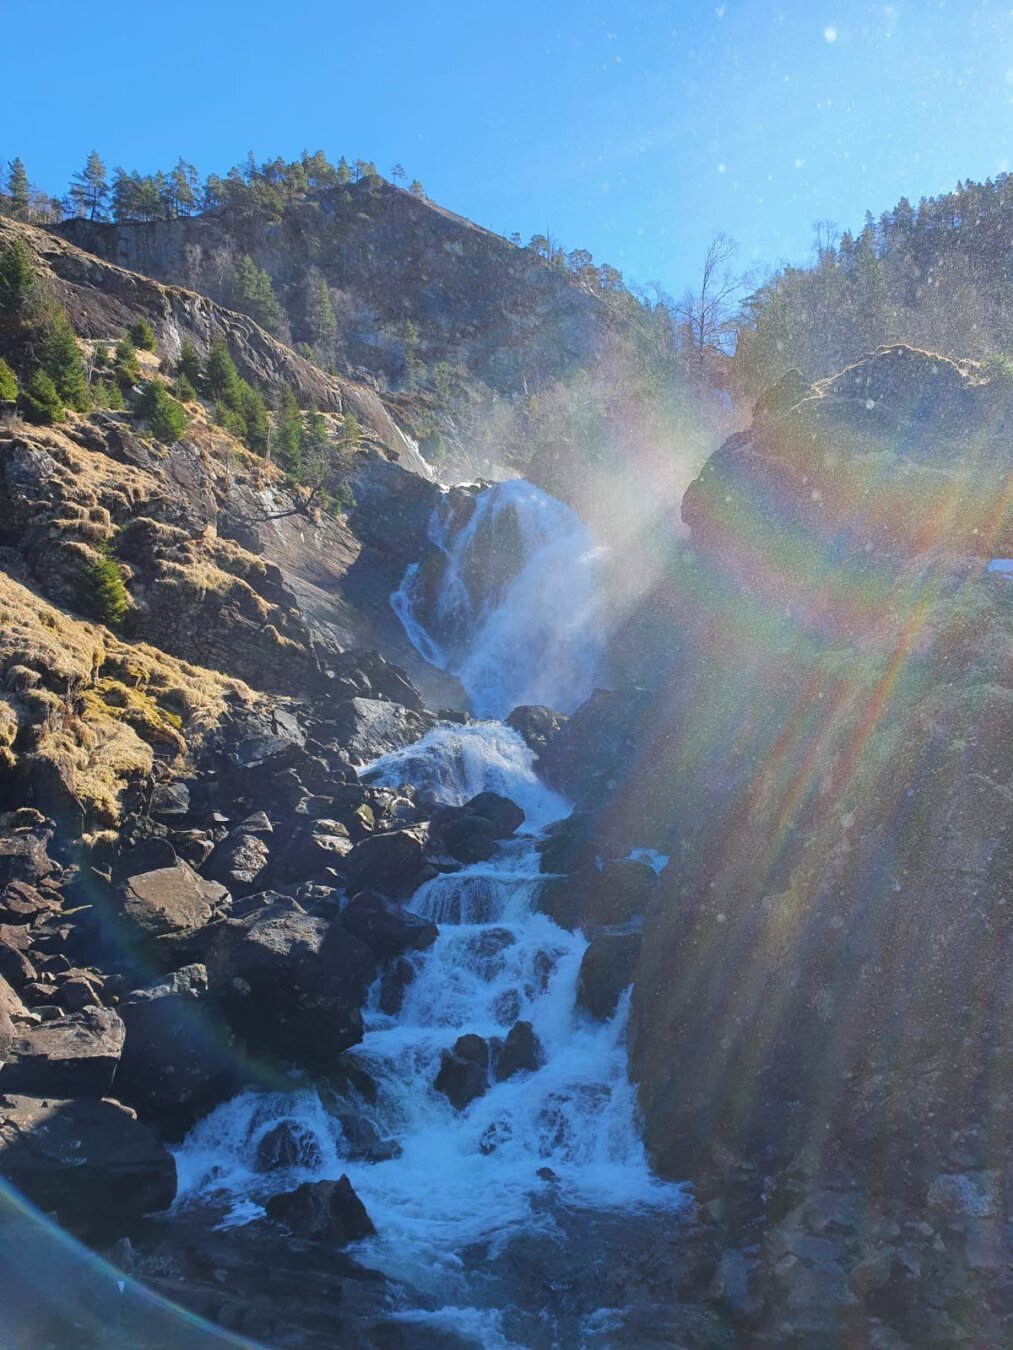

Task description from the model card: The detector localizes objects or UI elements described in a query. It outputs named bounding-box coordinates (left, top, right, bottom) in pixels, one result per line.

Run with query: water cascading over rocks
left=391, top=479, right=604, bottom=718
left=173, top=482, right=686, bottom=1344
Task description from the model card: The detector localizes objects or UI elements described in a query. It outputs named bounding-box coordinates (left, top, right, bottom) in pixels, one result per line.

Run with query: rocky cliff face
left=61, top=180, right=611, bottom=398
left=548, top=345, right=1012, bottom=1341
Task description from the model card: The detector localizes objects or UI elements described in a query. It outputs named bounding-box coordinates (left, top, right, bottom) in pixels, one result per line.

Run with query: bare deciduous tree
left=675, top=232, right=748, bottom=367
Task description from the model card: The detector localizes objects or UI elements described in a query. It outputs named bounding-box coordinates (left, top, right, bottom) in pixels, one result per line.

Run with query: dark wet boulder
left=203, top=828, right=270, bottom=896
left=149, top=781, right=191, bottom=819
left=539, top=859, right=657, bottom=930
left=341, top=828, right=429, bottom=899
left=273, top=818, right=354, bottom=885
left=492, top=1020, right=543, bottom=1081
left=265, top=1175, right=375, bottom=1244
left=119, top=858, right=229, bottom=940
left=577, top=933, right=641, bottom=1019
left=254, top=1119, right=326, bottom=1173
left=182, top=898, right=375, bottom=1067
left=430, top=792, right=525, bottom=864
left=378, top=956, right=415, bottom=1015
left=112, top=836, right=178, bottom=881
left=333, top=1111, right=402, bottom=1163
left=0, top=1094, right=176, bottom=1241
left=323, top=697, right=429, bottom=763
left=341, top=891, right=437, bottom=960
left=505, top=705, right=568, bottom=756
left=116, top=964, right=237, bottom=1133
left=435, top=1033, right=490, bottom=1109
left=0, top=1005, right=124, bottom=1096
left=537, top=688, right=643, bottom=803
left=330, top=649, right=426, bottom=715
left=0, top=826, right=58, bottom=889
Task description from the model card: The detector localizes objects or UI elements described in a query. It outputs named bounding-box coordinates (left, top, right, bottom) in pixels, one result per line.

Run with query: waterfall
left=391, top=480, right=604, bottom=719
left=174, top=486, right=683, bottom=1343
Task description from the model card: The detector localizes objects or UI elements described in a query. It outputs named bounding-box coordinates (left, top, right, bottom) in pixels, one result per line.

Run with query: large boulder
left=340, top=891, right=437, bottom=960
left=505, top=705, right=568, bottom=756
left=184, top=897, right=375, bottom=1066
left=492, top=1019, right=543, bottom=1080
left=203, top=826, right=270, bottom=897
left=264, top=1176, right=375, bottom=1245
left=430, top=792, right=525, bottom=864
left=119, top=858, right=229, bottom=940
left=0, top=1006, right=125, bottom=1096
left=0, top=1094, right=176, bottom=1240
left=577, top=933, right=641, bottom=1019
left=323, top=697, right=429, bottom=764
left=539, top=858, right=657, bottom=930
left=115, top=964, right=237, bottom=1133
left=341, top=828, right=428, bottom=899
left=435, top=1033, right=490, bottom=1110
left=537, top=689, right=642, bottom=803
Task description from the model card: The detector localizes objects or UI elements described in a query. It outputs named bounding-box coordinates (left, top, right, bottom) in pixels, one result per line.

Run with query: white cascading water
left=174, top=487, right=683, bottom=1346
left=391, top=479, right=603, bottom=718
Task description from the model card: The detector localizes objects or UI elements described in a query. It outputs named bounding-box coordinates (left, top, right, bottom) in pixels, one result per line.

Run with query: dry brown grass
left=0, top=570, right=260, bottom=824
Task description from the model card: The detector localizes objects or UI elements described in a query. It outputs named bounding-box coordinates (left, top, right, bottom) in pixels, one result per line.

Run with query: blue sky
left=5, top=0, right=1013, bottom=297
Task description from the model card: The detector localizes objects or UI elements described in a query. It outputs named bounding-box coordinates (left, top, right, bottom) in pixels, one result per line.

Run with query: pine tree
left=0, top=237, right=39, bottom=324
left=5, top=158, right=30, bottom=220
left=138, top=380, right=188, bottom=444
left=307, top=272, right=336, bottom=359
left=336, top=157, right=351, bottom=185
left=70, top=151, right=110, bottom=220
left=176, top=337, right=202, bottom=389
left=276, top=388, right=304, bottom=480
left=230, top=255, right=284, bottom=333
left=114, top=337, right=141, bottom=389
left=233, top=380, right=269, bottom=454
left=0, top=357, right=17, bottom=401
left=40, top=311, right=89, bottom=411
left=204, top=336, right=240, bottom=401
left=20, top=369, right=64, bottom=424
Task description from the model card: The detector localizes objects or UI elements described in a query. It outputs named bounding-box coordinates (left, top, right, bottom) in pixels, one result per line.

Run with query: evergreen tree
left=307, top=272, right=336, bottom=360
left=204, top=336, right=240, bottom=401
left=40, top=311, right=89, bottom=411
left=5, top=158, right=30, bottom=219
left=0, top=357, right=17, bottom=401
left=0, top=237, right=39, bottom=324
left=128, top=317, right=156, bottom=351
left=176, top=337, right=202, bottom=389
left=20, top=369, right=64, bottom=424
left=114, top=337, right=141, bottom=389
left=233, top=380, right=269, bottom=454
left=336, top=157, right=351, bottom=185
left=229, top=255, right=284, bottom=333
left=276, top=387, right=303, bottom=479
left=138, top=380, right=188, bottom=443
left=70, top=151, right=110, bottom=220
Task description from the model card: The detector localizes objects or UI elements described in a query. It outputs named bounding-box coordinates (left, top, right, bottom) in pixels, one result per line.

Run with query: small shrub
left=20, top=369, right=64, bottom=424
left=176, top=337, right=202, bottom=388
left=128, top=318, right=156, bottom=351
left=93, top=342, right=110, bottom=369
left=175, top=373, right=197, bottom=402
left=0, top=357, right=17, bottom=402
